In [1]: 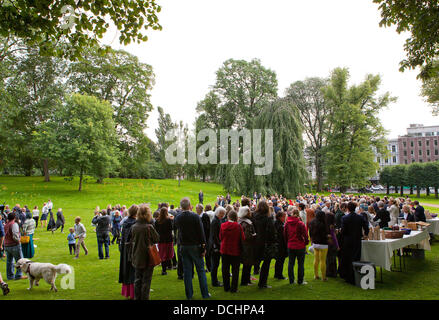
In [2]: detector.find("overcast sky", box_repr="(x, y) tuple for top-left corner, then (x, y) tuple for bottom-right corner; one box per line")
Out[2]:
(103, 0), (439, 142)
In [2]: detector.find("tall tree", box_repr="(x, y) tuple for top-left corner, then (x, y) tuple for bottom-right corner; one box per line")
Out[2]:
(285, 77), (330, 192)
(0, 0), (162, 60)
(424, 161), (439, 199)
(323, 68), (395, 192)
(34, 94), (119, 191)
(155, 106), (177, 178)
(390, 165), (407, 196)
(406, 163), (426, 198)
(421, 60), (439, 115)
(68, 46), (155, 179)
(373, 0), (439, 79)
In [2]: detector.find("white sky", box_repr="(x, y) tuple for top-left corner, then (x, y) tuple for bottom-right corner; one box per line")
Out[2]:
(103, 0), (439, 142)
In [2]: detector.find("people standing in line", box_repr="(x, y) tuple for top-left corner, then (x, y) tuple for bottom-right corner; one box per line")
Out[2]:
(130, 204), (160, 300)
(154, 207), (174, 276)
(339, 201), (369, 285)
(92, 210), (111, 259)
(253, 200), (277, 289)
(284, 208), (309, 285)
(119, 205), (138, 300)
(325, 208), (338, 278)
(219, 209), (244, 293)
(40, 203), (48, 228)
(174, 197), (210, 300)
(74, 216), (88, 258)
(52, 208), (65, 233)
(274, 210), (288, 280)
(238, 206), (257, 286)
(21, 212), (36, 259)
(4, 213), (27, 280)
(208, 206), (225, 287)
(32, 206), (39, 229)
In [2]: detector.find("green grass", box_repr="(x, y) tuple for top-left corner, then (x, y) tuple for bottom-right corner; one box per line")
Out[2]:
(0, 176), (439, 300)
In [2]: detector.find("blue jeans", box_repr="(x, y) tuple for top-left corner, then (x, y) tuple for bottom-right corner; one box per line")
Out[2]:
(97, 233), (110, 259)
(5, 245), (23, 280)
(288, 248), (305, 284)
(181, 245), (209, 299)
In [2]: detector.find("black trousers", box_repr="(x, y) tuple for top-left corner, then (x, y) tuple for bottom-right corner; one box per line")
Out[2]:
(205, 250), (211, 272)
(241, 264), (252, 285)
(68, 243), (76, 255)
(326, 245), (338, 278)
(274, 256), (286, 278)
(172, 247), (177, 267)
(258, 259), (271, 288)
(33, 217), (39, 228)
(134, 266), (154, 300)
(210, 251), (221, 285)
(221, 254), (240, 292)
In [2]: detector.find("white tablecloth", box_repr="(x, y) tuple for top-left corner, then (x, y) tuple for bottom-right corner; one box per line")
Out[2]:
(361, 230), (431, 271)
(427, 218), (439, 235)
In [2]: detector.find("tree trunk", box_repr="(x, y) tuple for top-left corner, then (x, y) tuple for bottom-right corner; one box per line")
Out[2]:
(59, 167), (63, 176)
(178, 175), (181, 187)
(79, 167), (84, 192)
(435, 187), (438, 199)
(386, 184), (390, 195)
(416, 186), (420, 198)
(400, 185), (404, 196)
(410, 186), (413, 195)
(202, 171), (206, 183)
(395, 186), (398, 194)
(426, 186), (430, 196)
(340, 186), (347, 193)
(43, 159), (50, 182)
(315, 156), (323, 192)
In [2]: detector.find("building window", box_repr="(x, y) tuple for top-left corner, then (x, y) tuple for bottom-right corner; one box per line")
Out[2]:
(404, 150), (407, 156)
(420, 159), (423, 163)
(405, 160), (408, 164)
(427, 140), (430, 147)
(426, 132), (431, 137)
(427, 149), (430, 156)
(419, 150), (422, 156)
(435, 149), (438, 156)
(393, 156), (396, 163)
(411, 141), (414, 147)
(411, 150), (414, 155)
(418, 141), (422, 147)
(392, 145), (396, 152)
(377, 157), (380, 163)
(435, 140), (438, 146)
(403, 141), (407, 147)
(385, 158), (388, 164)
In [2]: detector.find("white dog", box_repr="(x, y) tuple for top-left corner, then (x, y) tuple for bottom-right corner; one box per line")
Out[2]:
(15, 258), (72, 292)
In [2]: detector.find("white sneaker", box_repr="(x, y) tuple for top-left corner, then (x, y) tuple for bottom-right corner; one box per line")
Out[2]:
(298, 281), (308, 285)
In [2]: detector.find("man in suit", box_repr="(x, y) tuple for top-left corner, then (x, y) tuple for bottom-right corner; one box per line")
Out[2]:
(413, 201), (426, 222)
(196, 204), (211, 272)
(339, 201), (369, 285)
(198, 190), (204, 204)
(208, 206), (225, 287)
(174, 198), (210, 299)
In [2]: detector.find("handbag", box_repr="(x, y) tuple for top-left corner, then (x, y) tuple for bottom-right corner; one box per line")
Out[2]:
(20, 235), (30, 244)
(147, 226), (161, 267)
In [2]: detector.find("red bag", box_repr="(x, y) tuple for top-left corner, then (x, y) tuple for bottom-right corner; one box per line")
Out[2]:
(147, 226), (161, 267)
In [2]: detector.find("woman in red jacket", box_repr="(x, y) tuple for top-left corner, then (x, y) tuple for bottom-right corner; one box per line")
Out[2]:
(219, 210), (245, 293)
(284, 209), (309, 285)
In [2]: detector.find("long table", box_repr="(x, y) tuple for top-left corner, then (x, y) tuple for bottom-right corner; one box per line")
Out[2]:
(361, 230), (431, 271)
(427, 218), (439, 235)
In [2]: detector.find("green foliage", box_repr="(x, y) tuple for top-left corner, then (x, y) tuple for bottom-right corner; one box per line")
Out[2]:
(155, 106), (177, 178)
(34, 94), (119, 190)
(373, 0), (439, 79)
(421, 60), (439, 115)
(0, 0), (162, 60)
(285, 77), (329, 192)
(323, 68), (395, 191)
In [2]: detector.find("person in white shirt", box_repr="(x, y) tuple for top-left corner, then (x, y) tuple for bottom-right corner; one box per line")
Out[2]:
(32, 206), (40, 229)
(47, 200), (53, 214)
(40, 203), (48, 228)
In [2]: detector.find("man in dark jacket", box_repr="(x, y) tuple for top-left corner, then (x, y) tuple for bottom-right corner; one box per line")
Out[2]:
(413, 201), (426, 222)
(208, 207), (225, 287)
(373, 201), (390, 228)
(92, 210), (111, 259)
(174, 197), (210, 300)
(339, 202), (369, 285)
(197, 204), (211, 272)
(198, 190), (204, 204)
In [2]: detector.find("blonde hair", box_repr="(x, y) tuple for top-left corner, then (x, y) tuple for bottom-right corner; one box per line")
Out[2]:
(137, 204), (152, 222)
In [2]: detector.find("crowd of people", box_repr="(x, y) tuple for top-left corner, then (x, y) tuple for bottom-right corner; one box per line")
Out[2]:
(0, 192), (430, 298)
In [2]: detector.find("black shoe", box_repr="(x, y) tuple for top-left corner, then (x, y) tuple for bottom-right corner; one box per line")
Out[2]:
(258, 285), (272, 289)
(1, 282), (9, 296)
(178, 276), (183, 280)
(212, 282), (223, 287)
(161, 271), (168, 275)
(275, 276), (286, 280)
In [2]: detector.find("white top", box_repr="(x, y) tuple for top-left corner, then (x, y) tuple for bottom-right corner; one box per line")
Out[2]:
(47, 202), (53, 210)
(32, 209), (39, 217)
(42, 205), (48, 214)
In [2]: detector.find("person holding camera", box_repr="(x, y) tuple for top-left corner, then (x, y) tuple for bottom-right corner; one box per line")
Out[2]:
(92, 210), (111, 260)
(174, 197), (210, 300)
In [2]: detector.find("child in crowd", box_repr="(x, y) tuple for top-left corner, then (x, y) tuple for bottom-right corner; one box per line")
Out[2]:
(67, 227), (76, 255)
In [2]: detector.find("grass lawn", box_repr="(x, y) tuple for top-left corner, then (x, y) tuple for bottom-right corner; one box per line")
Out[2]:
(0, 176), (438, 300)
